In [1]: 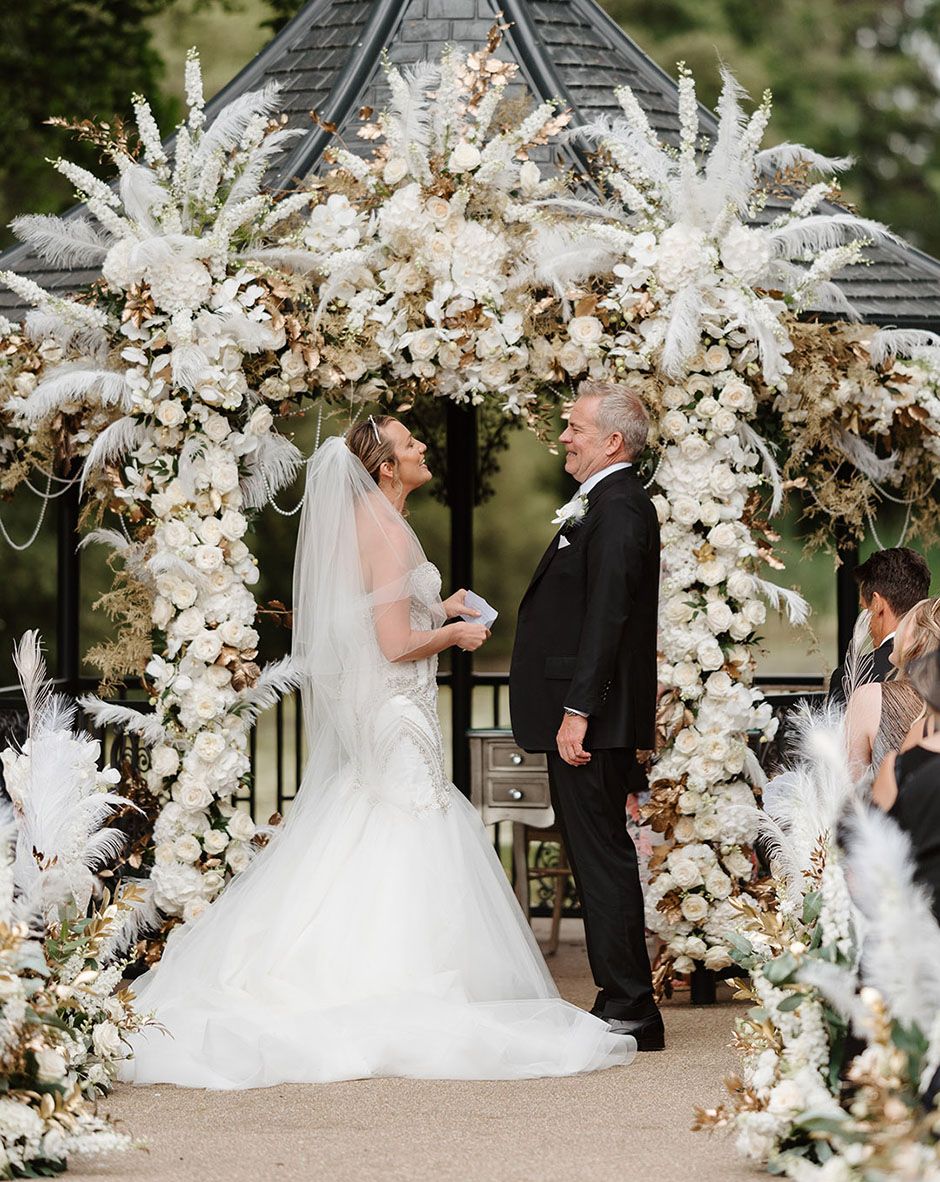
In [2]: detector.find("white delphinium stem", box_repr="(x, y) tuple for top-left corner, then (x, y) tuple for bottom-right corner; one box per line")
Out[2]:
(471, 76), (509, 143)
(185, 48), (206, 133)
(132, 95), (169, 178)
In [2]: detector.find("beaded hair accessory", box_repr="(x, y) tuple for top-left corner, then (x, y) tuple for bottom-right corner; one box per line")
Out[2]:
(367, 414), (381, 443)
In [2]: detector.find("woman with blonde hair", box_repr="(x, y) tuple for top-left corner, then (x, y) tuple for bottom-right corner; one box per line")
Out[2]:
(845, 595), (940, 778)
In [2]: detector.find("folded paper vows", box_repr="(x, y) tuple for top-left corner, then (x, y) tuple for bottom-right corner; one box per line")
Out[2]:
(459, 590), (498, 630)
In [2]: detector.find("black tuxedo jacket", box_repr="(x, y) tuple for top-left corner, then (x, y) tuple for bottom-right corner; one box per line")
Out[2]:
(509, 468), (660, 753)
(827, 635), (894, 708)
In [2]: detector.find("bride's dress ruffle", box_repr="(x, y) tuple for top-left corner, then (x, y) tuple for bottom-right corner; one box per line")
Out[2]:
(121, 560), (634, 1087)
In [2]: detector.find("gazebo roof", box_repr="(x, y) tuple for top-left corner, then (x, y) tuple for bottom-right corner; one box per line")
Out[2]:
(3, 0), (940, 327)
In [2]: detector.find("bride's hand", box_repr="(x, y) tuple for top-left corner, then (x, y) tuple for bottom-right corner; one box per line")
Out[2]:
(442, 589), (480, 619)
(449, 622), (490, 652)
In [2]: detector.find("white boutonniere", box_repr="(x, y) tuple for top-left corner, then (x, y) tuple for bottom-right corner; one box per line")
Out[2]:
(551, 491), (589, 529)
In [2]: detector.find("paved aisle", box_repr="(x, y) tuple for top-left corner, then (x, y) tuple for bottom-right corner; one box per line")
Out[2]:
(70, 927), (760, 1182)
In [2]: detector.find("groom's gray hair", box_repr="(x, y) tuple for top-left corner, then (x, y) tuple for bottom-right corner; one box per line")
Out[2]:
(577, 379), (649, 460)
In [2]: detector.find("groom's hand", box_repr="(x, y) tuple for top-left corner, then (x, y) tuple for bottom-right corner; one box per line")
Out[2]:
(556, 713), (591, 766)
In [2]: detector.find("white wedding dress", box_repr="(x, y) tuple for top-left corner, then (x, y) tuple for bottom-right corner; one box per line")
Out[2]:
(120, 439), (634, 1088)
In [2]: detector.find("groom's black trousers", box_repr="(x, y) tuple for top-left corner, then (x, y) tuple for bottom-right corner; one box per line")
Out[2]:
(547, 748), (656, 1021)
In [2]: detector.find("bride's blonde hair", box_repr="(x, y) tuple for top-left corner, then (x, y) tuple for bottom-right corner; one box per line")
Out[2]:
(346, 415), (397, 484)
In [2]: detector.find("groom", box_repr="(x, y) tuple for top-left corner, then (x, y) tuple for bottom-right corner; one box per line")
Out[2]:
(509, 379), (663, 1050)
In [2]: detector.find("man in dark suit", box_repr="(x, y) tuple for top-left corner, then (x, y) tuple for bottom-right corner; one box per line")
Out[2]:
(509, 379), (663, 1050)
(827, 547), (931, 707)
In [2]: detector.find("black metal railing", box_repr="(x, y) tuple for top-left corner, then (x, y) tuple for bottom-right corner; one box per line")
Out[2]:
(0, 670), (825, 820)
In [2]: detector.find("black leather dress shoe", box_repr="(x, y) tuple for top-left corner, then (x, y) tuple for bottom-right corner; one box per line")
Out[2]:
(604, 1012), (665, 1051)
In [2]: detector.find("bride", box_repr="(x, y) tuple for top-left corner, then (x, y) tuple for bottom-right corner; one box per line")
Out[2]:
(119, 416), (636, 1088)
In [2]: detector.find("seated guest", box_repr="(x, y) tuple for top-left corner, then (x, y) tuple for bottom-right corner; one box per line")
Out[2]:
(845, 596), (940, 778)
(872, 647), (940, 925)
(828, 547), (931, 708)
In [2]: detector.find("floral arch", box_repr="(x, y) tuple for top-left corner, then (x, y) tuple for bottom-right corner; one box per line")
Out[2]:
(1, 38), (940, 981)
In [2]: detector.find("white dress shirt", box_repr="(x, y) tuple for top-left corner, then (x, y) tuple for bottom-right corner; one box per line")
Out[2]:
(562, 462), (632, 719)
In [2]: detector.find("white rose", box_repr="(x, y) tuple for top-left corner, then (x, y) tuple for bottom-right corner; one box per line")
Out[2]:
(696, 639), (724, 671)
(699, 500), (721, 527)
(190, 631), (223, 663)
(703, 734), (729, 762)
(707, 523), (737, 551)
(448, 141), (482, 172)
(193, 731), (226, 762)
(679, 434), (709, 462)
(674, 816), (697, 843)
(672, 661), (700, 692)
(178, 781), (214, 811)
(425, 196), (451, 223)
(670, 495), (700, 526)
(670, 858), (703, 889)
(742, 599), (767, 626)
(703, 345), (730, 373)
(382, 157), (408, 185)
(660, 410), (689, 440)
(674, 728), (700, 756)
(153, 841), (177, 865)
(713, 408), (737, 435)
(677, 789), (703, 814)
(663, 595), (693, 625)
(210, 459), (240, 494)
(203, 828), (229, 854)
(557, 341), (587, 374)
(203, 412), (231, 442)
(699, 559), (727, 587)
(156, 399), (186, 428)
(685, 935), (708, 959)
(169, 579), (198, 609)
(704, 944), (732, 971)
(91, 1021), (123, 1059)
(198, 517), (224, 546)
(673, 955), (695, 974)
(35, 1048), (68, 1082)
(567, 316), (603, 347)
(247, 405), (273, 436)
(162, 520), (192, 550)
(182, 898), (209, 923)
(228, 810), (256, 841)
(705, 867), (732, 899)
(726, 570), (756, 600)
(705, 601), (733, 633)
(719, 379), (755, 413)
(226, 842), (252, 873)
(705, 671), (733, 699)
(662, 385), (687, 409)
(723, 849), (753, 879)
(696, 396), (720, 419)
(174, 607), (205, 640)
(709, 464), (738, 498)
(680, 894), (709, 923)
(174, 834), (202, 862)
(151, 744), (180, 778)
(407, 329), (439, 362)
(218, 619), (246, 647)
(696, 814), (722, 841)
(193, 544), (224, 572)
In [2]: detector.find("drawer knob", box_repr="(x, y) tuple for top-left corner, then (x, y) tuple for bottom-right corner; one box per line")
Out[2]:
(508, 787), (524, 801)
(511, 753), (524, 765)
